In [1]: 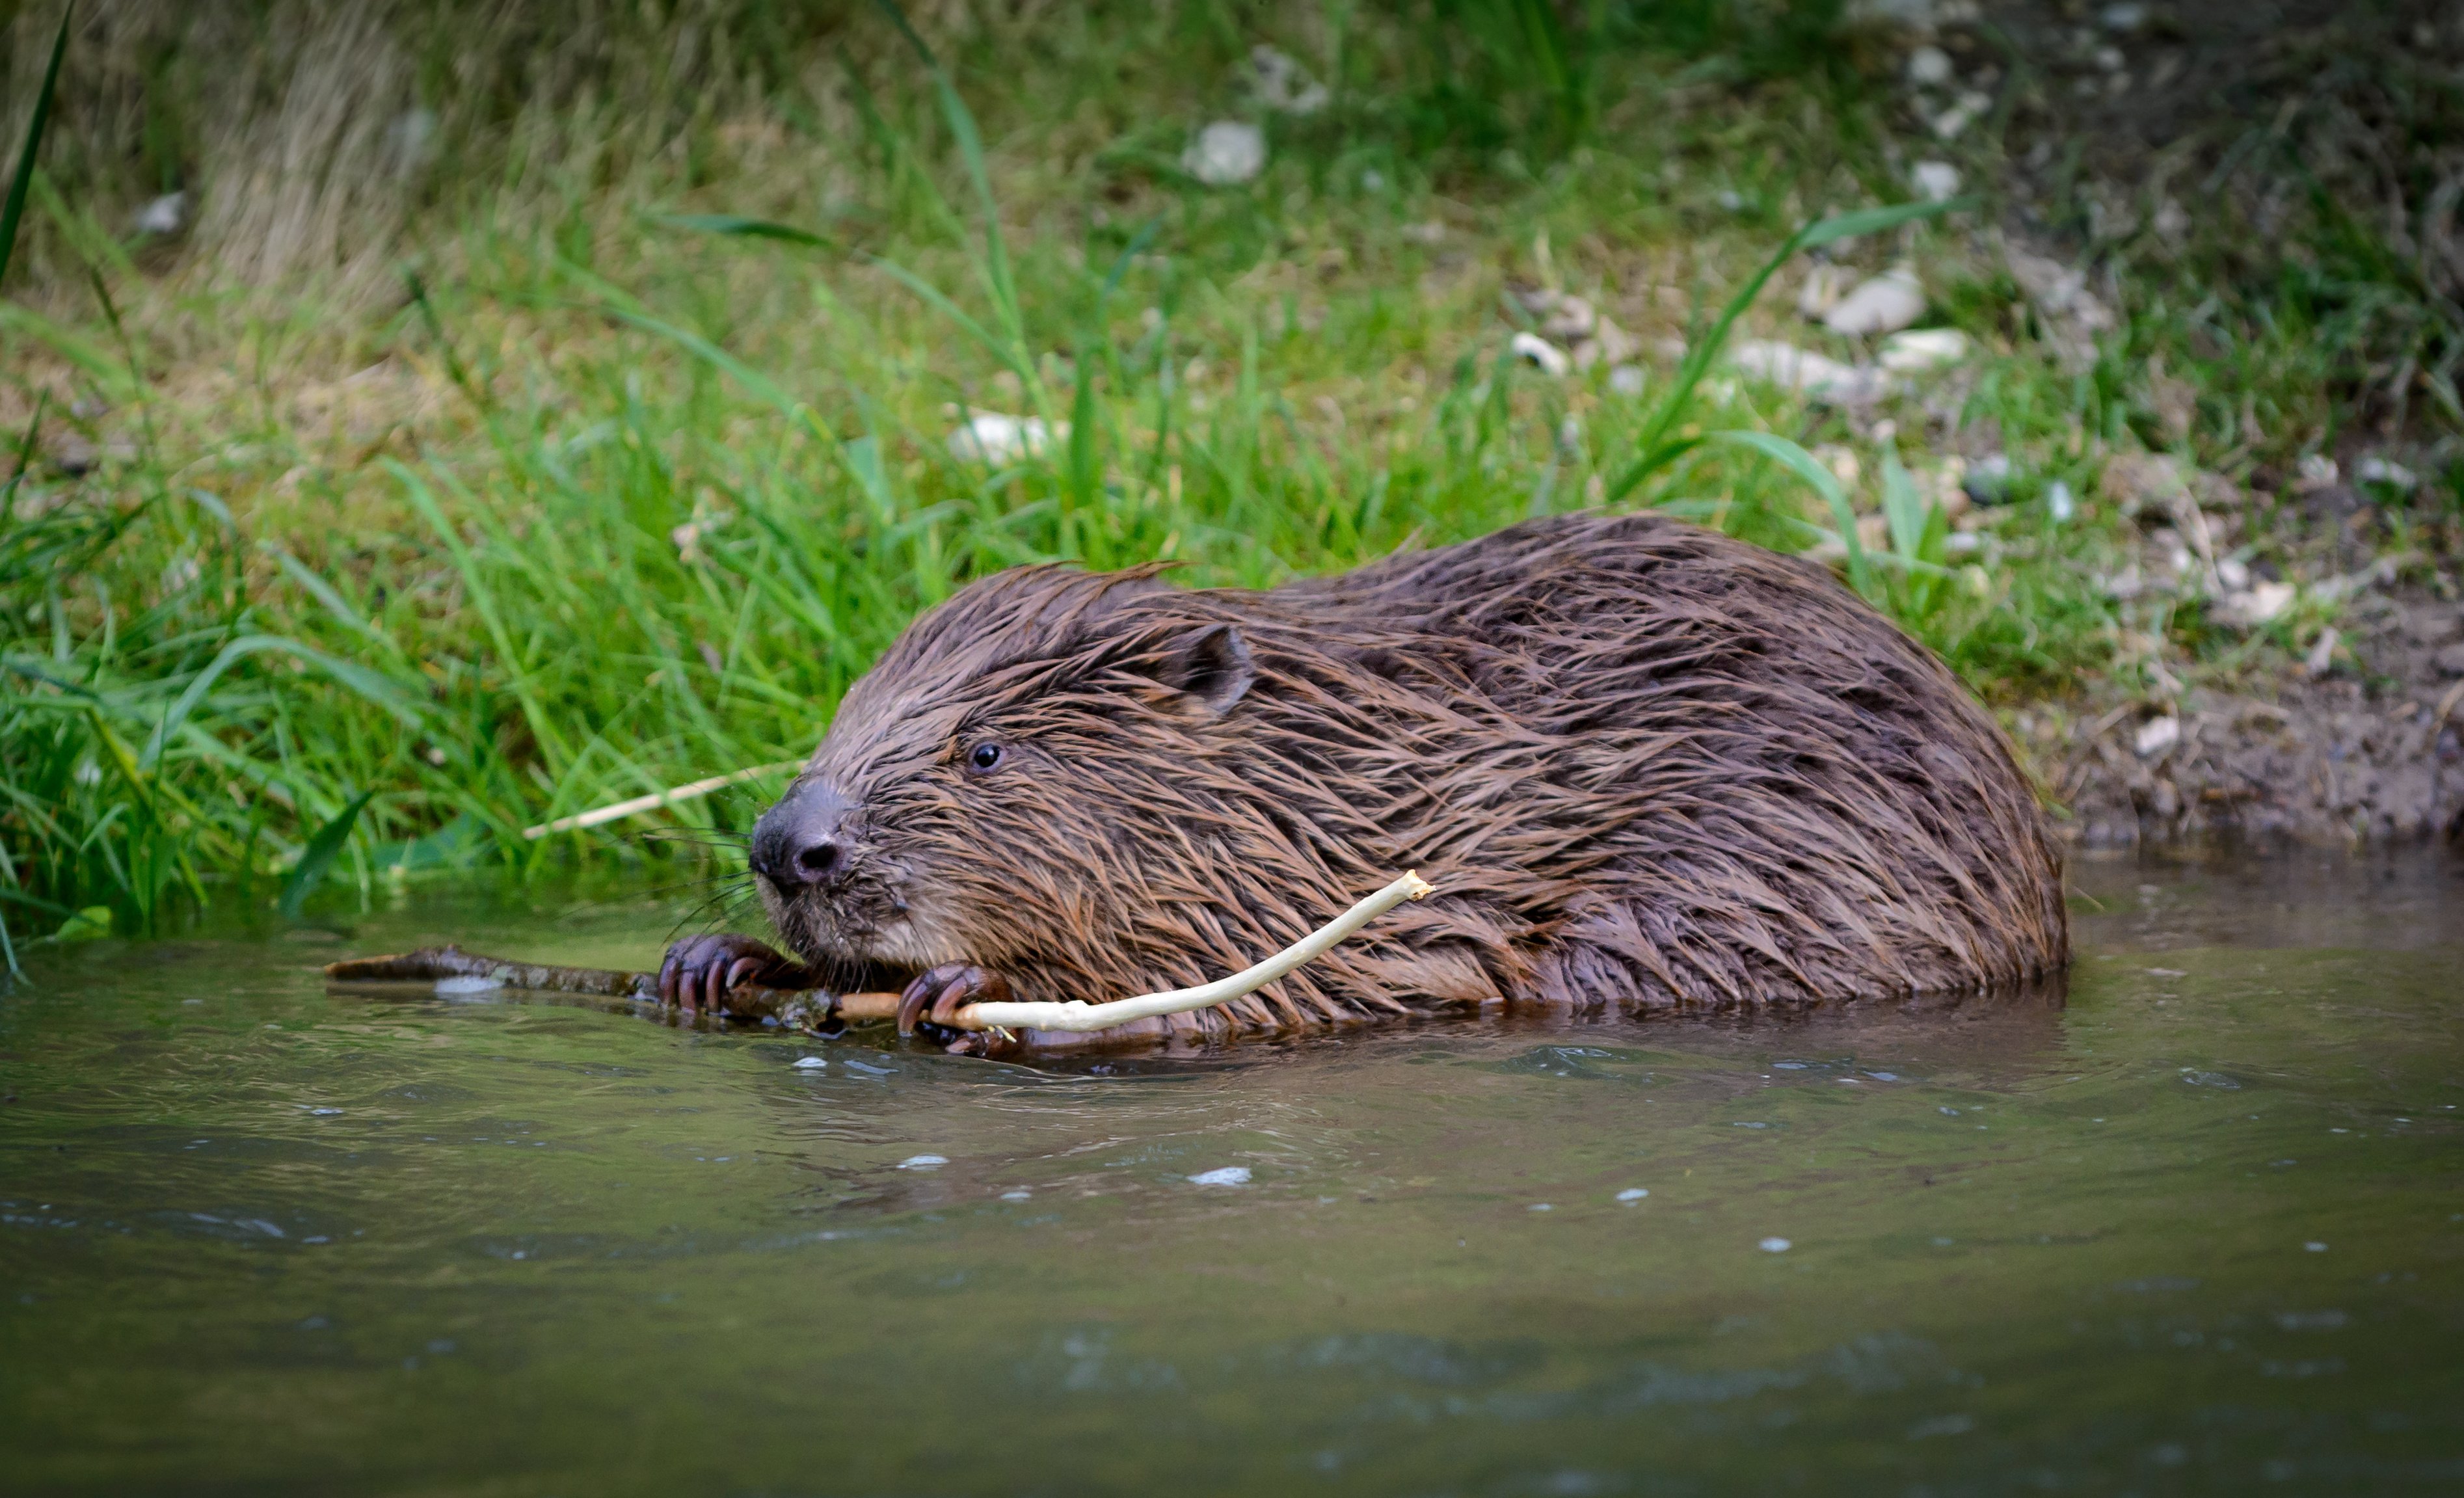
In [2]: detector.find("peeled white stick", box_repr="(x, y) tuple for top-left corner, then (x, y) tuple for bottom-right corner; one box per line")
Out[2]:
(523, 762), (801, 840)
(956, 870), (1436, 1034)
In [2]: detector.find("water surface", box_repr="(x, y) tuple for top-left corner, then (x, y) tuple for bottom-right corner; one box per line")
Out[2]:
(3, 853), (2460, 1494)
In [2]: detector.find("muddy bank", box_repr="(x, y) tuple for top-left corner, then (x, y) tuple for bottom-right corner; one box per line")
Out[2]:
(2024, 591), (2464, 846)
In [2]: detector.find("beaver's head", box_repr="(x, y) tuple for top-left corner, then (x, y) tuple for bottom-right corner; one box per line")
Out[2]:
(747, 565), (1262, 989)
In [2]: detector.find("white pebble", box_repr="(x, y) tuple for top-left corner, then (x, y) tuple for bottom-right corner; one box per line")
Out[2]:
(946, 412), (1059, 465)
(1000, 1189), (1032, 1201)
(1878, 327), (1970, 373)
(793, 1056), (827, 1069)
(1906, 46), (1953, 87)
(1607, 364), (1647, 397)
(132, 191), (186, 235)
(1728, 340), (1881, 403)
(896, 1154), (948, 1170)
(1911, 160), (1964, 203)
(1183, 120), (1266, 186)
(1509, 331), (1571, 378)
(1760, 1237), (1793, 1253)
(2046, 480), (2076, 522)
(1616, 1188), (1650, 1203)
(1188, 1166), (1252, 1186)
(1823, 269), (1927, 338)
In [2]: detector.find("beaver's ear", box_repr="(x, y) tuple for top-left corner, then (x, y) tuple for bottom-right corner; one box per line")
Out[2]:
(1139, 624), (1255, 716)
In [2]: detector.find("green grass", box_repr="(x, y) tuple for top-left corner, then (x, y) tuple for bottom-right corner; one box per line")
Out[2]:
(1, 1), (2456, 950)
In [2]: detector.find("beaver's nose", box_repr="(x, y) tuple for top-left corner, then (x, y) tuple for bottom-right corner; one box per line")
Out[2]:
(751, 779), (854, 896)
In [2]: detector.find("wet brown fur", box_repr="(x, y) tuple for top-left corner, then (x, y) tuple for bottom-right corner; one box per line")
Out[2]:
(764, 514), (2067, 1040)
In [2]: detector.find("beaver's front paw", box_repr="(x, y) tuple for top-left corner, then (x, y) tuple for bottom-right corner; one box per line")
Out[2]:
(659, 933), (808, 1015)
(895, 963), (1012, 1043)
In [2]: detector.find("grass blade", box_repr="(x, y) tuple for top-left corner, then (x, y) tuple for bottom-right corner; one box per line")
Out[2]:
(0, 1), (72, 291)
(1707, 430), (1873, 595)
(279, 790), (375, 920)
(650, 213), (836, 248)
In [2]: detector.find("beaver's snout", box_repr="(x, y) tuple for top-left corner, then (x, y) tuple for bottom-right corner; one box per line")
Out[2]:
(750, 779), (857, 898)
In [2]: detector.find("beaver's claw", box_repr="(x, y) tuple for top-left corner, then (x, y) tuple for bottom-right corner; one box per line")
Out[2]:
(896, 963), (1011, 1045)
(658, 933), (808, 1016)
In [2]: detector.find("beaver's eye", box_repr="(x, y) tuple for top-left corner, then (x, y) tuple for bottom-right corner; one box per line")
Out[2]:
(966, 741), (1005, 772)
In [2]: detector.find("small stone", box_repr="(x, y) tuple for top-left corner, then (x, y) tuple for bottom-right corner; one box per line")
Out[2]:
(2434, 643), (2464, 678)
(1728, 340), (1881, 403)
(1183, 120), (1266, 186)
(2100, 2), (2147, 31)
(1539, 295), (1597, 341)
(1931, 92), (1992, 140)
(2355, 456), (2418, 490)
(434, 975), (503, 995)
(1906, 46), (1953, 87)
(1823, 268), (1926, 337)
(1962, 453), (2013, 505)
(2133, 716), (2180, 758)
(1248, 46), (1328, 115)
(1910, 160), (1963, 202)
(1570, 320), (1639, 372)
(2046, 480), (2076, 522)
(1188, 1166), (1252, 1186)
(1616, 1188), (1650, 1202)
(2294, 453), (2340, 492)
(947, 412), (1060, 464)
(2214, 581), (2296, 629)
(1607, 364), (1647, 397)
(1759, 1237), (1792, 1253)
(2302, 626), (2341, 678)
(1796, 263), (1856, 319)
(1509, 331), (1571, 378)
(1878, 327), (1969, 373)
(132, 191), (186, 235)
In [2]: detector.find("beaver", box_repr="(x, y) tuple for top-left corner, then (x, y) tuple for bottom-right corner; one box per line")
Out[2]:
(660, 513), (2067, 1047)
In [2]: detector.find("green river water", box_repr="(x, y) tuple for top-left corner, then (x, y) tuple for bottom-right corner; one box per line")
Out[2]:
(3, 852), (2459, 1495)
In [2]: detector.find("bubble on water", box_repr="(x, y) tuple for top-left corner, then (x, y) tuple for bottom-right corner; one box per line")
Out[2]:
(897, 1155), (948, 1170)
(1188, 1167), (1251, 1187)
(792, 1056), (827, 1070)
(1616, 1188), (1650, 1203)
(1760, 1237), (1792, 1253)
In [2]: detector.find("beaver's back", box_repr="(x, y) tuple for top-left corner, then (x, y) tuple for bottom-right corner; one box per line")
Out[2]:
(1257, 513), (2067, 1010)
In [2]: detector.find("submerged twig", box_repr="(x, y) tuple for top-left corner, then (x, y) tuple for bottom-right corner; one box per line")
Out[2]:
(325, 870), (1436, 1039)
